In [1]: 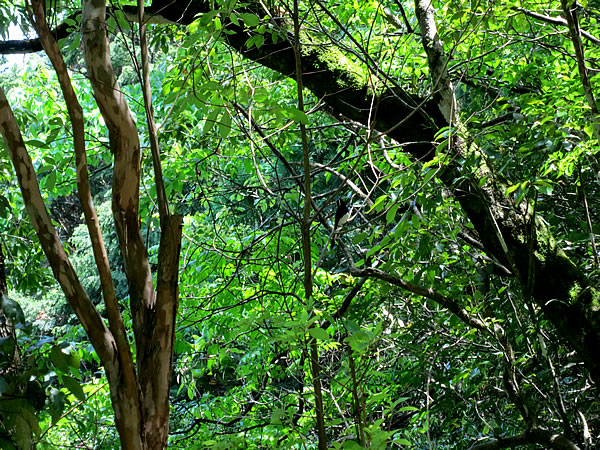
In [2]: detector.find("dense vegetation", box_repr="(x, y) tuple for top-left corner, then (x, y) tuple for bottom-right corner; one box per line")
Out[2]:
(0, 0), (599, 448)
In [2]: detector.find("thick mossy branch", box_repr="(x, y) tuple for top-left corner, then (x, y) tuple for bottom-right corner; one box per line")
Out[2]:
(123, 1), (445, 158)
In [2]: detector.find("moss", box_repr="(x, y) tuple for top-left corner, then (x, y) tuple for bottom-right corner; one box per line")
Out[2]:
(589, 288), (600, 312)
(317, 46), (367, 90)
(569, 283), (583, 304)
(301, 35), (368, 92)
(535, 216), (556, 249)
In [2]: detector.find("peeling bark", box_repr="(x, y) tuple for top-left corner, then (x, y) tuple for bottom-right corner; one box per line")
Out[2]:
(139, 214), (182, 445)
(79, 1), (183, 446)
(0, 87), (115, 365)
(27, 1), (143, 446)
(0, 1), (184, 447)
(81, 0), (155, 350)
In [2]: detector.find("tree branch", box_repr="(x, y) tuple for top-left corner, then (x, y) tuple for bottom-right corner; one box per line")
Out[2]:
(0, 87), (115, 364)
(27, 0), (132, 369)
(81, 0), (154, 349)
(351, 267), (488, 332)
(514, 6), (600, 46)
(468, 426), (580, 450)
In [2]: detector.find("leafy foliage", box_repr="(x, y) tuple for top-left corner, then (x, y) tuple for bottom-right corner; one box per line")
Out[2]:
(0, 0), (599, 448)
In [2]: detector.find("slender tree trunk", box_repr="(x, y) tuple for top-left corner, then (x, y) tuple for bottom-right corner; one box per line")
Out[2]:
(291, 0), (327, 445)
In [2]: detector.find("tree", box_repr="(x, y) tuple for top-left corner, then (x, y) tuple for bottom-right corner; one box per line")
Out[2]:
(1, 0), (181, 447)
(0, 0), (599, 448)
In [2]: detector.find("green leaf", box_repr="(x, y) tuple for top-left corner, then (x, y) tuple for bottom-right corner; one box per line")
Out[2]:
(14, 414), (33, 450)
(240, 13), (260, 27)
(218, 112), (232, 138)
(279, 106), (309, 124)
(422, 168), (437, 185)
(229, 13), (240, 27)
(50, 346), (70, 372)
(254, 34), (265, 48)
(270, 407), (284, 425)
(394, 219), (408, 238)
(45, 170), (56, 191)
(370, 194), (387, 213)
(535, 181), (554, 195)
(49, 388), (65, 423)
(308, 327), (329, 340)
(63, 376), (85, 402)
(245, 35), (258, 48)
(411, 213), (420, 230)
(25, 139), (47, 148)
(1, 294), (25, 326)
(397, 405), (419, 412)
(386, 203), (399, 223)
(198, 10), (219, 26)
(50, 345), (80, 373)
(203, 109), (220, 134)
(352, 232), (368, 244)
(346, 330), (370, 351)
(514, 186), (529, 206)
(505, 184), (519, 195)
(0, 376), (8, 395)
(343, 319), (360, 334)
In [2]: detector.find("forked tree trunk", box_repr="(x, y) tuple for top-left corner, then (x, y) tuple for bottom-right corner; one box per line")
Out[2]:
(0, 1), (182, 447)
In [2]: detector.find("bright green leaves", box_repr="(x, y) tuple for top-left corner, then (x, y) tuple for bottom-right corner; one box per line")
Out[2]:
(245, 33), (265, 49)
(50, 344), (80, 374)
(217, 110), (232, 138)
(343, 319), (378, 352)
(0, 315), (89, 447)
(272, 106), (309, 124)
(191, 1), (269, 49)
(62, 375), (85, 402)
(238, 13), (260, 27)
(386, 202), (400, 223)
(308, 326), (329, 340)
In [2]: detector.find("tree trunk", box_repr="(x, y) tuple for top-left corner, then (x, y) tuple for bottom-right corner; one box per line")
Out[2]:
(0, 1), (183, 447)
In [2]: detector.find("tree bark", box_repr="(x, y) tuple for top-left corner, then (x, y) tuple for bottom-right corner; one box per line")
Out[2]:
(0, 85), (142, 443)
(27, 1), (144, 446)
(0, 1), (183, 447)
(413, 0), (600, 384)
(80, 0), (182, 447)
(80, 1), (183, 446)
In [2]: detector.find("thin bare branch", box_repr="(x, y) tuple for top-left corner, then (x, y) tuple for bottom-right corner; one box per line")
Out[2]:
(514, 6), (600, 46)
